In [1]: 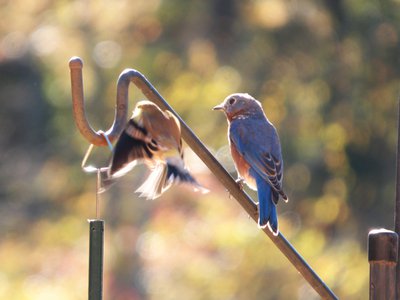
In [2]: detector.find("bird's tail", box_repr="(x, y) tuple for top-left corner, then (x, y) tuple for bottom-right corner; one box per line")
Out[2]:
(165, 157), (209, 194)
(135, 162), (169, 200)
(257, 178), (279, 235)
(266, 205), (278, 236)
(135, 157), (208, 200)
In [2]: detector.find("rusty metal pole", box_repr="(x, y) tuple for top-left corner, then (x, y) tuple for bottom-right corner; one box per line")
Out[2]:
(368, 229), (398, 300)
(69, 57), (338, 300)
(69, 57), (128, 146)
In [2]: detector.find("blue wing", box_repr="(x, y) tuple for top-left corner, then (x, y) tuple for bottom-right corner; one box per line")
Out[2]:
(230, 119), (287, 203)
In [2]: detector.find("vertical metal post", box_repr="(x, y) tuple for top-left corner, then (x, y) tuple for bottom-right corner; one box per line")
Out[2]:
(395, 97), (400, 299)
(368, 229), (398, 300)
(89, 219), (104, 300)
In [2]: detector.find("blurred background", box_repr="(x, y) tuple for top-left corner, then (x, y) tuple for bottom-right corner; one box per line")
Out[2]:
(1, 0), (399, 299)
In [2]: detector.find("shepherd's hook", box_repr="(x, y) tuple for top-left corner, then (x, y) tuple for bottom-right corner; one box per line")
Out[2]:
(69, 56), (338, 300)
(69, 56), (128, 145)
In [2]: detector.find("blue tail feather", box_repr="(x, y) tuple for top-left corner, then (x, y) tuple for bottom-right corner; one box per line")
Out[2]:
(258, 183), (272, 228)
(254, 172), (279, 235)
(268, 204), (278, 235)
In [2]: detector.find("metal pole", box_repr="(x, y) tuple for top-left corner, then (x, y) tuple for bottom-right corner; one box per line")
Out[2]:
(70, 57), (338, 300)
(368, 229), (398, 300)
(395, 97), (400, 298)
(88, 219), (104, 300)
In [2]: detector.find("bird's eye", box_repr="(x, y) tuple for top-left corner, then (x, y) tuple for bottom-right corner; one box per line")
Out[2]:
(229, 97), (236, 105)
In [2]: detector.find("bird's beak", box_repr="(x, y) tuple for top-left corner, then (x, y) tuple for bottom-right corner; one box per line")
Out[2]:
(212, 103), (225, 111)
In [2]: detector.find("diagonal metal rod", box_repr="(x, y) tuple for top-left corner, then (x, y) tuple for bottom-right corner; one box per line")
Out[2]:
(70, 57), (338, 300)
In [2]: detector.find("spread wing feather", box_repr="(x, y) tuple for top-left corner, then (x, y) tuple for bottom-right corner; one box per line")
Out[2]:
(109, 119), (158, 178)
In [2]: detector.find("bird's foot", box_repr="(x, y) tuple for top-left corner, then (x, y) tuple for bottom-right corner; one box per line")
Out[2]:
(227, 178), (245, 200)
(235, 177), (245, 190)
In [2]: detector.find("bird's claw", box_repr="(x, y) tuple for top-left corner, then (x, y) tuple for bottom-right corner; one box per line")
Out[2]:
(227, 178), (245, 199)
(235, 177), (245, 190)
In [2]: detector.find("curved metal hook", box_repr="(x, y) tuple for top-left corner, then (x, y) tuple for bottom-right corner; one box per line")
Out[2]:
(69, 56), (128, 146)
(69, 56), (181, 146)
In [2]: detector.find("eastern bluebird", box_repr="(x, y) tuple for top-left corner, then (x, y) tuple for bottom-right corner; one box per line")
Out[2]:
(107, 100), (207, 199)
(213, 93), (288, 235)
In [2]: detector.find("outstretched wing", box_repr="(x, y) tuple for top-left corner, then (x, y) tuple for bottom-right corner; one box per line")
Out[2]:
(108, 119), (158, 178)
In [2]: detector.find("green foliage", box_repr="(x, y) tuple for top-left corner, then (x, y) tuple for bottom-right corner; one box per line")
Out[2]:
(1, 0), (399, 299)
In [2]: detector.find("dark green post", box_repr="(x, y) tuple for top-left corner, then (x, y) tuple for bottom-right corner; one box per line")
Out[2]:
(89, 219), (104, 300)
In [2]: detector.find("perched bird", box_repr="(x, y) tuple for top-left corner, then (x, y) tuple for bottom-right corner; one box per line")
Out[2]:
(213, 93), (288, 235)
(107, 100), (207, 199)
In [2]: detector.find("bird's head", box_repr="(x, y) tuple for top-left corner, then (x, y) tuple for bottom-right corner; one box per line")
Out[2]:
(132, 100), (163, 119)
(213, 93), (263, 121)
